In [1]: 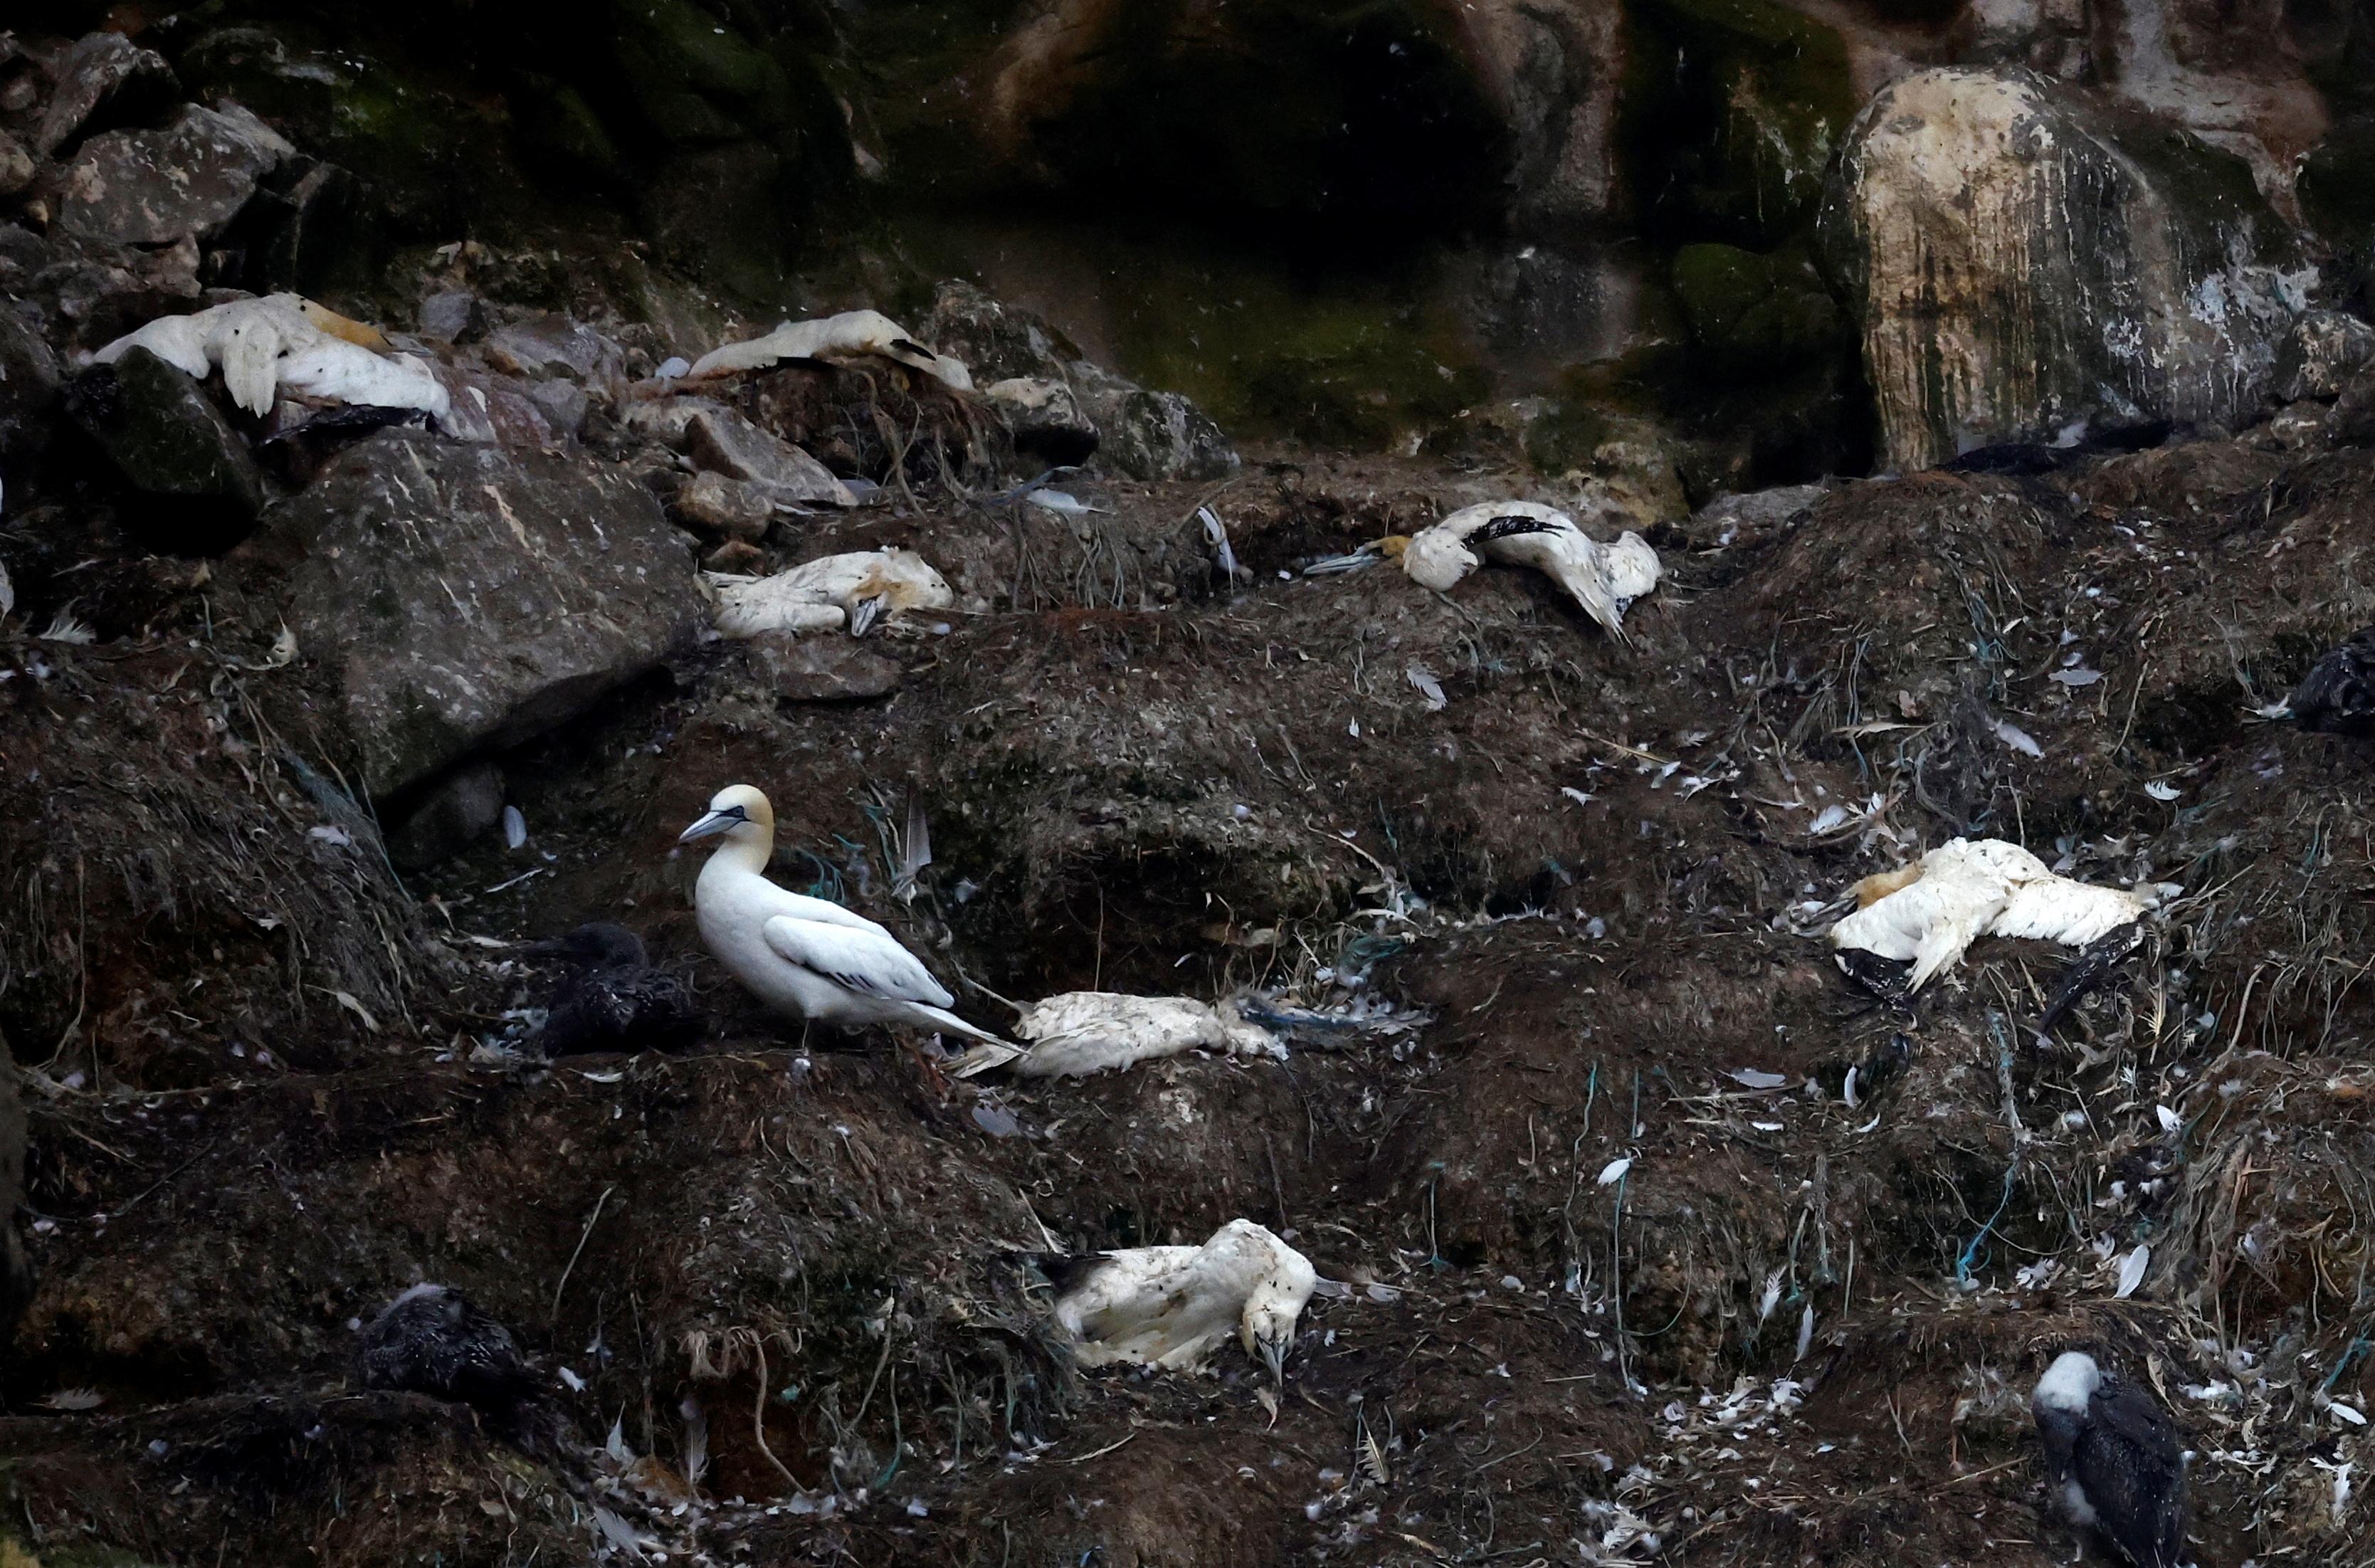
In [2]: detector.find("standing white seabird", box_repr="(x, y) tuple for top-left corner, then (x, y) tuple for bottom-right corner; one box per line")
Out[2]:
(1387, 500), (1662, 642)
(1828, 838), (2164, 993)
(1028, 1219), (1317, 1382)
(2032, 1350), (2188, 1568)
(678, 784), (1009, 1048)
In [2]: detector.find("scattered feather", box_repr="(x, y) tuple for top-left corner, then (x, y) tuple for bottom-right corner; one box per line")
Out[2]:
(1728, 1068), (1788, 1089)
(2333, 1401), (2369, 1427)
(2115, 1243), (2150, 1298)
(502, 804), (527, 849)
(1406, 663), (1447, 712)
(1794, 1303), (1814, 1362)
(2144, 780), (2181, 801)
(1561, 786), (1595, 806)
(1993, 720), (2043, 758)
(307, 824), (353, 847)
(40, 1388), (104, 1411)
(38, 611), (95, 645)
(2049, 668), (2104, 687)
(2155, 1104), (2181, 1132)
(328, 989), (379, 1033)
(1596, 1156), (1633, 1186)
(1757, 1271), (1782, 1324)
(1807, 804), (1848, 835)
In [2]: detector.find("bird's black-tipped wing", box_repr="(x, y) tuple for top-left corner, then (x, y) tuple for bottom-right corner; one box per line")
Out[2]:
(2290, 627), (2375, 737)
(2036, 921), (2146, 1042)
(1013, 1251), (1111, 1296)
(1469, 514), (1565, 544)
(2075, 1376), (2188, 1568)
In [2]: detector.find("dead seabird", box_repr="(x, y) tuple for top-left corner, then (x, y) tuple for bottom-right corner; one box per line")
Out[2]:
(1385, 500), (1661, 641)
(1026, 1219), (1317, 1382)
(95, 294), (449, 421)
(705, 548), (954, 638)
(525, 922), (700, 1056)
(2033, 1349), (2189, 1568)
(687, 309), (973, 391)
(2282, 623), (2375, 737)
(678, 785), (1011, 1051)
(957, 991), (1285, 1080)
(1828, 838), (2164, 994)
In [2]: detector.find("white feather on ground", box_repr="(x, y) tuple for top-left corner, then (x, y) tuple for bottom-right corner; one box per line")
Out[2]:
(1044, 1219), (1317, 1378)
(993, 992), (1284, 1080)
(95, 295), (448, 419)
(688, 309), (973, 391)
(705, 549), (954, 638)
(1828, 837), (2161, 991)
(1394, 500), (1661, 641)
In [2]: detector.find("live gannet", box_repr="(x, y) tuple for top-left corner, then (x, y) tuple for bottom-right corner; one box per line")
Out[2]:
(705, 548), (955, 638)
(1027, 1219), (1317, 1382)
(2033, 1350), (2189, 1568)
(985, 991), (1285, 1080)
(1828, 838), (2163, 993)
(525, 923), (700, 1056)
(1384, 501), (1661, 641)
(678, 785), (1009, 1048)
(688, 309), (974, 391)
(95, 294), (449, 420)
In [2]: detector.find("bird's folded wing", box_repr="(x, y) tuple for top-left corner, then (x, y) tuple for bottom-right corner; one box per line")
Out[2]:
(760, 915), (954, 1008)
(1989, 880), (2145, 946)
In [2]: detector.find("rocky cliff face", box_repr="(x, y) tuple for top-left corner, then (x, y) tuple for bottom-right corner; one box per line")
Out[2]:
(6, 6), (2375, 1568)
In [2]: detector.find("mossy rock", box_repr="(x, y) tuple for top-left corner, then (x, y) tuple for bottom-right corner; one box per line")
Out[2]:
(1670, 241), (1843, 365)
(610, 0), (799, 146)
(1623, 0), (1859, 248)
(177, 26), (507, 241)
(1014, 0), (1507, 233)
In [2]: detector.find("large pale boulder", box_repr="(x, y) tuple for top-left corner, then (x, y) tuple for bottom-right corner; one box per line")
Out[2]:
(1822, 68), (2306, 470)
(241, 432), (702, 796)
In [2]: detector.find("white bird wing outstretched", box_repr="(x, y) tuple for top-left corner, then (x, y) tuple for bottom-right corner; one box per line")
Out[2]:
(760, 915), (956, 1009)
(1991, 878), (2152, 947)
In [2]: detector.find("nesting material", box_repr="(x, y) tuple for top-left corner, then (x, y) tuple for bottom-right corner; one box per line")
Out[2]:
(1032, 1219), (1317, 1379)
(705, 549), (954, 638)
(985, 991), (1285, 1080)
(1828, 837), (2162, 991)
(1392, 500), (1661, 641)
(97, 294), (448, 419)
(688, 309), (973, 391)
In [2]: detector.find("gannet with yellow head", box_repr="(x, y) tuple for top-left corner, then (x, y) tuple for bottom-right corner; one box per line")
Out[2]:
(1026, 1219), (1317, 1384)
(705, 548), (955, 638)
(1380, 500), (1662, 642)
(678, 785), (1009, 1046)
(96, 295), (448, 420)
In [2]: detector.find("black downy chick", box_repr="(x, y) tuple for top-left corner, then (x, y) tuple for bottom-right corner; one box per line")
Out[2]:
(359, 1283), (540, 1411)
(2286, 625), (2375, 738)
(527, 923), (700, 1056)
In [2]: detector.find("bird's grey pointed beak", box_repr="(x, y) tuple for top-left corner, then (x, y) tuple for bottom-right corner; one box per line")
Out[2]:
(678, 810), (735, 843)
(1260, 1339), (1285, 1385)
(848, 594), (886, 638)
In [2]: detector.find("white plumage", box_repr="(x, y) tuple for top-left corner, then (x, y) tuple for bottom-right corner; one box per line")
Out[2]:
(688, 309), (974, 391)
(705, 549), (954, 638)
(1394, 500), (1662, 641)
(1040, 1219), (1317, 1381)
(998, 991), (1283, 1080)
(678, 785), (1007, 1046)
(1828, 838), (2160, 992)
(95, 295), (449, 420)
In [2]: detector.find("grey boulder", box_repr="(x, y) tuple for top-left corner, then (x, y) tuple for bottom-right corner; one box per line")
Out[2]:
(251, 431), (702, 796)
(56, 103), (294, 248)
(65, 345), (268, 544)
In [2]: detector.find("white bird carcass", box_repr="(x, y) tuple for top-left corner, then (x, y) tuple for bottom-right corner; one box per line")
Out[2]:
(688, 309), (974, 391)
(1033, 1219), (1317, 1382)
(1828, 838), (2161, 992)
(95, 294), (449, 420)
(1393, 500), (1661, 641)
(678, 785), (1011, 1048)
(977, 992), (1284, 1080)
(705, 549), (954, 638)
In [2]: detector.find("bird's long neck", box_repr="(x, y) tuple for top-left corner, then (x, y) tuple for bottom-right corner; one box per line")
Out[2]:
(707, 824), (774, 877)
